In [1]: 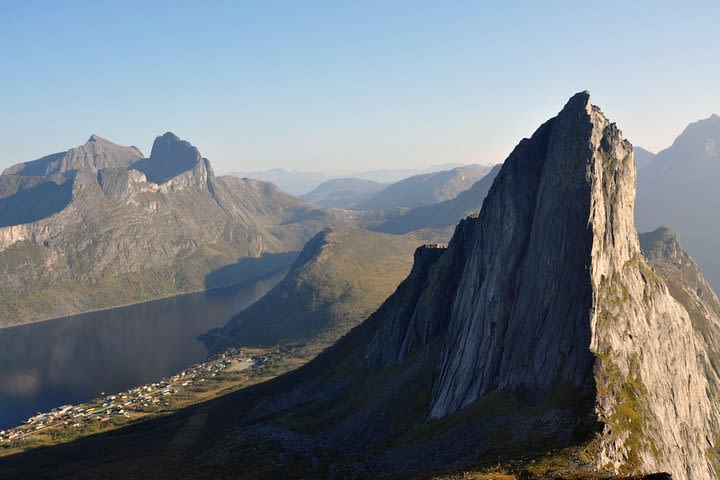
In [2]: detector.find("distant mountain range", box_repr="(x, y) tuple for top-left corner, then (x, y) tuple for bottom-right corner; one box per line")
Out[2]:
(0, 133), (376, 326)
(228, 162), (485, 196)
(356, 164), (491, 210)
(633, 146), (656, 170)
(224, 168), (326, 196)
(373, 164), (501, 234)
(635, 113), (720, 291)
(299, 164), (492, 210)
(299, 178), (389, 208)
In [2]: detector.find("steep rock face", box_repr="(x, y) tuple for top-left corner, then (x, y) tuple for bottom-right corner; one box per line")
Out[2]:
(131, 132), (214, 188)
(640, 227), (720, 405)
(364, 92), (719, 478)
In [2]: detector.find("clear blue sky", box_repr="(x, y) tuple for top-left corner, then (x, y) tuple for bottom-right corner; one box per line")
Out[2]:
(2, 0), (719, 174)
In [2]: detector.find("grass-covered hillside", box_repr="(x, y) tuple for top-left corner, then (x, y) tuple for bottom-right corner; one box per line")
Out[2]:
(202, 227), (423, 353)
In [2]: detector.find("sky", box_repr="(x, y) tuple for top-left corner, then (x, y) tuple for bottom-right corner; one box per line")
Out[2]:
(1, 0), (719, 175)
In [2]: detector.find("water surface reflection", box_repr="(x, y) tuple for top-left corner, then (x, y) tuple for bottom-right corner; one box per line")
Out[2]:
(0, 272), (284, 429)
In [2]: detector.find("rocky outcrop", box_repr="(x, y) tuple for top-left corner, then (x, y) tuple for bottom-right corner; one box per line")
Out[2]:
(397, 92), (717, 479)
(640, 227), (720, 407)
(131, 132), (215, 188)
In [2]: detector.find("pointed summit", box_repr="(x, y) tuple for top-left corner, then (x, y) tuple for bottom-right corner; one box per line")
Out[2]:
(3, 135), (142, 176)
(132, 132), (210, 185)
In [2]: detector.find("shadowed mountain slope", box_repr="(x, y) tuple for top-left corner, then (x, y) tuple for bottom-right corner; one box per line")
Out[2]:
(358, 164), (492, 210)
(373, 164), (501, 234)
(636, 113), (720, 291)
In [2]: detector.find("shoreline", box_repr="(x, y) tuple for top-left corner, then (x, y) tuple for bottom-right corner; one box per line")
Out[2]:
(0, 348), (264, 447)
(0, 342), (311, 457)
(0, 266), (290, 331)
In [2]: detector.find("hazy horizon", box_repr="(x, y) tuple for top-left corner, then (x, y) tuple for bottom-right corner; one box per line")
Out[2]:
(2, 1), (719, 174)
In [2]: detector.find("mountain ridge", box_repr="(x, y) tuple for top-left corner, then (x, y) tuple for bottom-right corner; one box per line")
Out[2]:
(0, 133), (369, 326)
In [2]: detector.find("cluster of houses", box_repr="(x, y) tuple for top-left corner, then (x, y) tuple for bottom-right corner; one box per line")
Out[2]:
(0, 350), (262, 444)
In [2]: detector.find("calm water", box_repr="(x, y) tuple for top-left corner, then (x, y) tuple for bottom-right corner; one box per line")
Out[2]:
(0, 272), (284, 430)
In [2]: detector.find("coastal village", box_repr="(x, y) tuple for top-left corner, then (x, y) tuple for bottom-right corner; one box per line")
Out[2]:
(0, 348), (271, 447)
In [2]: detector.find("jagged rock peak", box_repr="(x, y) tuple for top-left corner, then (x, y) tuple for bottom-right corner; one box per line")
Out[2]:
(149, 132), (201, 160)
(360, 91), (716, 479)
(427, 89), (637, 418)
(131, 132), (214, 186)
(86, 133), (107, 143)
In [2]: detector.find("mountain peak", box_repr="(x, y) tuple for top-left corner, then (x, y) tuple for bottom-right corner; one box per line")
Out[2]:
(563, 90), (591, 109)
(639, 226), (684, 263)
(356, 92), (716, 478)
(132, 133), (212, 186)
(156, 131), (181, 142)
(85, 134), (117, 145)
